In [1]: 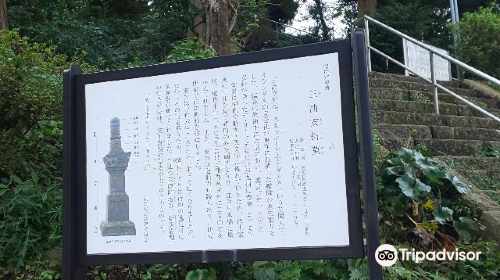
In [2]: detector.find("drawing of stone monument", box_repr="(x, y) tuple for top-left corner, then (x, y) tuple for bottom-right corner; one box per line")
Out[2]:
(100, 117), (136, 236)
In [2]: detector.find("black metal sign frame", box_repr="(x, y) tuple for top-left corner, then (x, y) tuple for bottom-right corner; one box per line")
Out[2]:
(63, 36), (380, 279)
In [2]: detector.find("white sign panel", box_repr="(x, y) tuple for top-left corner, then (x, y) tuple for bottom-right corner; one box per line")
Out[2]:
(85, 53), (350, 255)
(403, 39), (451, 81)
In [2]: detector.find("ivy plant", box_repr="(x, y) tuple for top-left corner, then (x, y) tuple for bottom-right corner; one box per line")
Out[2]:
(379, 148), (479, 247)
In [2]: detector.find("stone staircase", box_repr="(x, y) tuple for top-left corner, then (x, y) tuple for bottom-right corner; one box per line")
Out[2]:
(369, 72), (500, 206)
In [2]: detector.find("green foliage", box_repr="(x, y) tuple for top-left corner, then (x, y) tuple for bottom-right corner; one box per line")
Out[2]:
(372, 129), (390, 169)
(8, 0), (190, 68)
(409, 91), (431, 103)
(166, 37), (215, 63)
(478, 147), (500, 158)
(380, 148), (480, 246)
(185, 268), (216, 280)
(0, 30), (72, 179)
(7, 258), (62, 280)
(87, 264), (191, 280)
(453, 4), (500, 79)
(234, 260), (355, 280)
(369, 0), (452, 74)
(0, 175), (62, 269)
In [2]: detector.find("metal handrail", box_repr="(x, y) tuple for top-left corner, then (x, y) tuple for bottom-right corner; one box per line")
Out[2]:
(353, 15), (500, 123)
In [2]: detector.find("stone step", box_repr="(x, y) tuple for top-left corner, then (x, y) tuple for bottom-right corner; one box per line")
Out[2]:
(460, 172), (500, 198)
(430, 126), (500, 141)
(455, 169), (500, 182)
(369, 78), (482, 97)
(374, 111), (500, 130)
(414, 139), (500, 157)
(375, 124), (432, 139)
(370, 88), (499, 109)
(381, 138), (500, 156)
(375, 124), (500, 141)
(482, 190), (500, 204)
(437, 156), (500, 171)
(369, 71), (466, 88)
(371, 99), (500, 118)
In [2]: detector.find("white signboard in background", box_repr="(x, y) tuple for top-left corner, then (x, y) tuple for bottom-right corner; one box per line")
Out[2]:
(85, 53), (351, 255)
(403, 39), (452, 81)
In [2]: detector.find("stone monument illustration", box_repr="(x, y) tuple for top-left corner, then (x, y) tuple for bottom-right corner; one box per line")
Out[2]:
(100, 117), (136, 236)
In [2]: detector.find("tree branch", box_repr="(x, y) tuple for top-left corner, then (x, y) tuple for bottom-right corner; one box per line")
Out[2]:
(228, 0), (238, 34)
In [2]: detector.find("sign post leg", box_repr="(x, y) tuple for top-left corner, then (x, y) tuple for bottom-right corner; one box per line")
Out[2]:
(63, 64), (87, 280)
(352, 28), (384, 280)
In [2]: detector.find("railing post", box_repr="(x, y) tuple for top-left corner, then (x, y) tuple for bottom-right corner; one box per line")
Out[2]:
(429, 51), (440, 114)
(364, 17), (372, 72)
(63, 64), (87, 280)
(353, 28), (384, 280)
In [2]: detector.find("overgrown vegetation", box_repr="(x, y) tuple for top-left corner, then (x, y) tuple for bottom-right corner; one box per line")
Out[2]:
(0, 176), (63, 269)
(0, 30), (70, 179)
(453, 3), (500, 79)
(380, 148), (478, 246)
(443, 148), (500, 205)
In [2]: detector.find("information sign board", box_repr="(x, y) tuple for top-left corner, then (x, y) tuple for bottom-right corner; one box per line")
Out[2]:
(403, 39), (451, 81)
(64, 39), (366, 271)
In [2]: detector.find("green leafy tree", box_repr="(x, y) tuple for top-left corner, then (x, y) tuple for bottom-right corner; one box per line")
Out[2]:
(453, 4), (500, 78)
(7, 0), (190, 68)
(458, 0), (500, 16)
(189, 0), (298, 54)
(0, 30), (85, 178)
(368, 0), (452, 73)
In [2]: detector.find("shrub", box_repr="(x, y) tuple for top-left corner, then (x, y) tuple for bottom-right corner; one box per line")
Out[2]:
(0, 175), (62, 269)
(166, 37), (215, 63)
(0, 30), (93, 180)
(0, 30), (67, 179)
(454, 4), (500, 78)
(379, 148), (480, 248)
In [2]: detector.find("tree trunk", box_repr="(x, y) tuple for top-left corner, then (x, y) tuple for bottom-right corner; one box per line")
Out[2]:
(189, 0), (206, 40)
(195, 0), (237, 56)
(358, 0), (377, 17)
(0, 0), (8, 30)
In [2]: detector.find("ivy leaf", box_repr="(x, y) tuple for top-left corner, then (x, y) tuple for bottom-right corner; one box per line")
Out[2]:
(404, 165), (418, 178)
(415, 157), (446, 184)
(451, 176), (471, 194)
(398, 148), (416, 165)
(433, 207), (453, 224)
(454, 217), (479, 244)
(387, 156), (403, 166)
(386, 166), (403, 176)
(396, 174), (431, 198)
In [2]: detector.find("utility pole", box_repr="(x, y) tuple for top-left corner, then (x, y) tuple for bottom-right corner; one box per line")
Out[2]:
(449, 0), (463, 80)
(450, 0), (459, 24)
